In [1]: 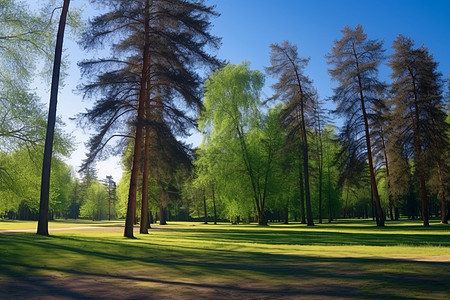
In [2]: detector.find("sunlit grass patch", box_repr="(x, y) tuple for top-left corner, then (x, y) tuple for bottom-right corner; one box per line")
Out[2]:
(0, 219), (449, 299)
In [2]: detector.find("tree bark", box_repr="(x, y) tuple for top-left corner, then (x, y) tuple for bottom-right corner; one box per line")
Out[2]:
(124, 0), (150, 238)
(159, 204), (167, 225)
(140, 57), (152, 234)
(37, 0), (70, 236)
(298, 88), (314, 227)
(353, 46), (384, 226)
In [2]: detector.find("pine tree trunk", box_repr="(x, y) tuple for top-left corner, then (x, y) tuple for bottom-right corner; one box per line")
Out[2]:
(124, 0), (150, 238)
(300, 102), (314, 227)
(139, 125), (150, 234)
(382, 129), (394, 222)
(37, 0), (70, 236)
(357, 79), (384, 226)
(350, 44), (384, 226)
(159, 205), (167, 225)
(318, 163), (323, 224)
(257, 209), (266, 225)
(317, 123), (323, 224)
(409, 69), (429, 227)
(140, 61), (152, 234)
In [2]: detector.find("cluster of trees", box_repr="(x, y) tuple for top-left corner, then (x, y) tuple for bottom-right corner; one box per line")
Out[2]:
(0, 1), (448, 235)
(191, 27), (449, 227)
(77, 0), (223, 237)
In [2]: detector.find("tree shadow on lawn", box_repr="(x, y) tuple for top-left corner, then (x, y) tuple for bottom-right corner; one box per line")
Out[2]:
(1, 233), (449, 299)
(167, 227), (450, 247)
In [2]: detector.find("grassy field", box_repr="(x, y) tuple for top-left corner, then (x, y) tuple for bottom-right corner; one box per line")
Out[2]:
(0, 219), (449, 299)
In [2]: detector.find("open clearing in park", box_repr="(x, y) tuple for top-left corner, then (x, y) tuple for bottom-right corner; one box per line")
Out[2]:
(1, 219), (449, 299)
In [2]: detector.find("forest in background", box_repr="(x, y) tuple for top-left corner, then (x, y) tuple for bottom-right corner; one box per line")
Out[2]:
(0, 1), (448, 235)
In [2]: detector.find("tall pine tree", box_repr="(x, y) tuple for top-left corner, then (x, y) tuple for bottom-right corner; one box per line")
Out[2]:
(326, 25), (386, 226)
(265, 41), (317, 226)
(389, 34), (448, 226)
(78, 0), (222, 237)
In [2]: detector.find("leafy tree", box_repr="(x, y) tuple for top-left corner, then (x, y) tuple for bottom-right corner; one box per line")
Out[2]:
(67, 178), (82, 219)
(49, 157), (73, 218)
(104, 175), (117, 221)
(0, 148), (74, 219)
(388, 34), (448, 226)
(79, 181), (109, 220)
(0, 1), (70, 153)
(266, 40), (317, 226)
(326, 24), (386, 226)
(0, 0), (54, 82)
(190, 148), (219, 224)
(200, 62), (279, 225)
(0, 85), (47, 152)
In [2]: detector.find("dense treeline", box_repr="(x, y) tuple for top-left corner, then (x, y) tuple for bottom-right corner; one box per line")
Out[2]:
(0, 1), (448, 230)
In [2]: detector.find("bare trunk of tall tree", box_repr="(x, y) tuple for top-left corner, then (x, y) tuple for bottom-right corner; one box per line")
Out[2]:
(353, 49), (384, 226)
(381, 129), (395, 221)
(362, 110), (383, 226)
(140, 124), (150, 234)
(159, 203), (167, 225)
(140, 60), (152, 234)
(294, 79), (313, 227)
(124, 0), (150, 238)
(318, 128), (323, 224)
(284, 205), (289, 224)
(410, 74), (429, 227)
(37, 0), (70, 236)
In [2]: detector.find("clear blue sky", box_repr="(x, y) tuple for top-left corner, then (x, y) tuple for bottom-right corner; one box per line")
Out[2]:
(209, 0), (449, 100)
(38, 0), (450, 181)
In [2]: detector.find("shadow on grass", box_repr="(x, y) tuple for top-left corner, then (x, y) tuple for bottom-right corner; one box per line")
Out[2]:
(1, 229), (449, 299)
(163, 227), (450, 247)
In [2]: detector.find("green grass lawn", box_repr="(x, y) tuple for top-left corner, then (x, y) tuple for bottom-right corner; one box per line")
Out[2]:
(0, 219), (449, 299)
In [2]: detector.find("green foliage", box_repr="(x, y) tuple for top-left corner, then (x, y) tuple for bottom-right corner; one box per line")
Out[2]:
(200, 62), (288, 224)
(79, 181), (109, 220)
(388, 34), (448, 224)
(0, 148), (74, 218)
(0, 0), (54, 82)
